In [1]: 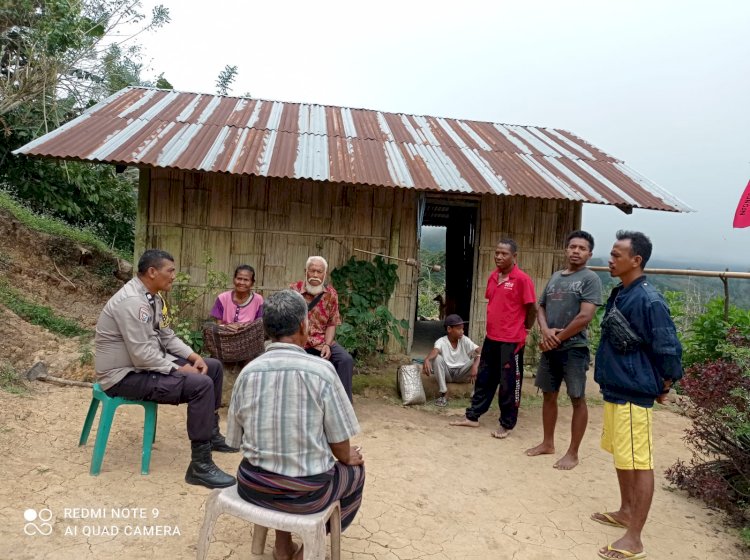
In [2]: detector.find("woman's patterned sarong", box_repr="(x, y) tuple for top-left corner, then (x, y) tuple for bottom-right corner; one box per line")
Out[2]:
(236, 459), (365, 531)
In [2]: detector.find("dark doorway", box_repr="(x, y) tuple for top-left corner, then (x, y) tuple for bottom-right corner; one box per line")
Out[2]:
(411, 199), (478, 359)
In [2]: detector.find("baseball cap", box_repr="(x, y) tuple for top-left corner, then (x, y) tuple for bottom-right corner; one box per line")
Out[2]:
(444, 314), (467, 327)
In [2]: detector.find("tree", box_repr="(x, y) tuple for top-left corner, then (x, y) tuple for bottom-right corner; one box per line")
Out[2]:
(1, 1), (169, 119)
(215, 64), (238, 95)
(0, 1), (170, 254)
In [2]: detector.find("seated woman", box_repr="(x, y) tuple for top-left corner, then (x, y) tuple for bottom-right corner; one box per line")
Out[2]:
(226, 290), (365, 560)
(211, 264), (264, 325)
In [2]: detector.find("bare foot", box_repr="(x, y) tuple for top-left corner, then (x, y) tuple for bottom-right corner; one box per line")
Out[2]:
(553, 452), (579, 470)
(525, 442), (555, 456)
(449, 418), (479, 427)
(490, 427), (510, 439)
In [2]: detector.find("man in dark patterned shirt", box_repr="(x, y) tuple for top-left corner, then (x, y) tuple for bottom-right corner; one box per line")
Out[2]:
(291, 256), (354, 402)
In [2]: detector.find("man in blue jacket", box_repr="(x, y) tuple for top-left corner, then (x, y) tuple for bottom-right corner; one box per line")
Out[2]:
(592, 231), (683, 560)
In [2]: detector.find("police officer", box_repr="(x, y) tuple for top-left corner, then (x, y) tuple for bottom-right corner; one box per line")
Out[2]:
(95, 249), (235, 489)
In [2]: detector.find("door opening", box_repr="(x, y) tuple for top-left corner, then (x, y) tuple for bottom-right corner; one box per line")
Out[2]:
(411, 200), (478, 359)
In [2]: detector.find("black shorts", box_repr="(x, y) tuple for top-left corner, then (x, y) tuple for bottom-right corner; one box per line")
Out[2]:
(535, 347), (590, 398)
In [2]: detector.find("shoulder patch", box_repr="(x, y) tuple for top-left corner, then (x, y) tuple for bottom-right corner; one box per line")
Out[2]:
(138, 306), (152, 323)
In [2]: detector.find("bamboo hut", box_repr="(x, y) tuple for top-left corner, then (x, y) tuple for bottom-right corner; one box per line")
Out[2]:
(14, 87), (691, 352)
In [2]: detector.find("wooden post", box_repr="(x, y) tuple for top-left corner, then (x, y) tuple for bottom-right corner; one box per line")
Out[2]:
(721, 269), (730, 321)
(134, 167), (151, 262)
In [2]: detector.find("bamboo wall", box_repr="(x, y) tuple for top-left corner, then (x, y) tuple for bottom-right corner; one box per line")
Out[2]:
(469, 195), (582, 342)
(142, 169), (419, 351)
(140, 169), (581, 353)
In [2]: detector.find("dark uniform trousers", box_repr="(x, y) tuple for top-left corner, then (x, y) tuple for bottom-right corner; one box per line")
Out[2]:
(105, 357), (223, 442)
(305, 343), (354, 403)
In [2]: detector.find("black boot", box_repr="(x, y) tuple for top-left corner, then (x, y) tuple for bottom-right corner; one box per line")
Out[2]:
(211, 413), (239, 453)
(185, 441), (236, 489)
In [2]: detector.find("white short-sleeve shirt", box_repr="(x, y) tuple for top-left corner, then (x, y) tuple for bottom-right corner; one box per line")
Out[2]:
(434, 335), (479, 368)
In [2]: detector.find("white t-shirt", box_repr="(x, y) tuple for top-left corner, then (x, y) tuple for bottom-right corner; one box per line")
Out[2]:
(434, 335), (479, 368)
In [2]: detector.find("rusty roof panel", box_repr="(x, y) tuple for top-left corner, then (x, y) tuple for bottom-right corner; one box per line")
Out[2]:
(13, 86), (692, 212)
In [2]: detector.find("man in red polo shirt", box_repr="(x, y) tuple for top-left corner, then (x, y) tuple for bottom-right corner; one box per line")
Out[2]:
(451, 238), (537, 438)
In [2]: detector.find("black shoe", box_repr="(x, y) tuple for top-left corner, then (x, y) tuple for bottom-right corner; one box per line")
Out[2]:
(185, 441), (235, 489)
(211, 413), (239, 453)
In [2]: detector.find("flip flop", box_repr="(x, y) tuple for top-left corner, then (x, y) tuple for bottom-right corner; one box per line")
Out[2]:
(597, 543), (646, 559)
(591, 511), (628, 529)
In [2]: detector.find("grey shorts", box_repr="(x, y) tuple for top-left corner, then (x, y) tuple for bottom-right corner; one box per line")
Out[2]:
(535, 347), (590, 399)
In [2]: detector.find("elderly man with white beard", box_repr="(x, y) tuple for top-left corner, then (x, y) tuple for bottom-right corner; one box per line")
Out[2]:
(290, 256), (355, 402)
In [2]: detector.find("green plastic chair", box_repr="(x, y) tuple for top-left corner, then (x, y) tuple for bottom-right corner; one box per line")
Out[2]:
(78, 383), (158, 475)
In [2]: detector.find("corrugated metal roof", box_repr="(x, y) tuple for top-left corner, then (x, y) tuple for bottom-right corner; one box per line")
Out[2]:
(13, 87), (692, 212)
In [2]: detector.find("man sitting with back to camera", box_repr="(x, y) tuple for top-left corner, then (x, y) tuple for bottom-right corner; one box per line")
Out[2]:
(423, 314), (481, 407)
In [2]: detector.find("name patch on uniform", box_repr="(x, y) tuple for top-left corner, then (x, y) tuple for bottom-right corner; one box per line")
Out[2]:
(138, 306), (152, 323)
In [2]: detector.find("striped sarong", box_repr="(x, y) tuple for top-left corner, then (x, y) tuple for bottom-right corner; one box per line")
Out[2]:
(237, 459), (365, 531)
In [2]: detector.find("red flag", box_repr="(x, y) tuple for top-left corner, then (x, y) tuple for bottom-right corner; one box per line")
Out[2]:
(733, 180), (750, 228)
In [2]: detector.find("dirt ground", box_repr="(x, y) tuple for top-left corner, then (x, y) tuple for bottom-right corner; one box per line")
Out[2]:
(0, 382), (744, 560)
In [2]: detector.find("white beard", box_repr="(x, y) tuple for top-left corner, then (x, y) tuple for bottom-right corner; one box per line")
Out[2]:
(305, 279), (325, 295)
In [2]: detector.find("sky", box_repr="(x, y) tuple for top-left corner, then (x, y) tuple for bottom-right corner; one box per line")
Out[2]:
(130, 0), (750, 268)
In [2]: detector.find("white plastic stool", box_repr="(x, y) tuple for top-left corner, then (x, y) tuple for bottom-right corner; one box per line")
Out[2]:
(196, 484), (341, 560)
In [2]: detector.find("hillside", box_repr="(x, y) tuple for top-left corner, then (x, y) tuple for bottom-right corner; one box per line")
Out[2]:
(0, 201), (126, 380)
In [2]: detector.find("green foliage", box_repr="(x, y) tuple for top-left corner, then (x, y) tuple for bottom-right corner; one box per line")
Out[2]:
(0, 188), (128, 260)
(0, 366), (27, 395)
(417, 249), (445, 318)
(79, 339), (94, 366)
(0, 278), (89, 337)
(351, 369), (399, 397)
(683, 298), (750, 367)
(587, 304), (606, 351)
(215, 64), (238, 95)
(666, 329), (750, 540)
(1, 1), (171, 255)
(330, 256), (409, 360)
(663, 290), (688, 338)
(2, 159), (137, 253)
(165, 255), (228, 353)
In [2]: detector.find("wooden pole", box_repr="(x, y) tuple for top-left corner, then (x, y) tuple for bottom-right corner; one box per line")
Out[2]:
(590, 265), (749, 321)
(721, 270), (730, 321)
(134, 167), (151, 262)
(588, 266), (750, 280)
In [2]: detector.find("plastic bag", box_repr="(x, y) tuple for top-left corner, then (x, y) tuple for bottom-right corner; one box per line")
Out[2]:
(397, 364), (426, 405)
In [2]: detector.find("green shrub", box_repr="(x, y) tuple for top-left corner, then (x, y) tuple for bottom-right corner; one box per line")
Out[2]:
(666, 329), (750, 542)
(0, 188), (128, 260)
(683, 298), (750, 367)
(0, 279), (89, 337)
(331, 256), (409, 361)
(0, 366), (27, 395)
(164, 255), (228, 354)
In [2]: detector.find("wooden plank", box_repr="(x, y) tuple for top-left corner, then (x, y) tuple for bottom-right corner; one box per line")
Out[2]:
(207, 174), (234, 228)
(207, 230), (232, 282)
(232, 208), (267, 231)
(149, 169), (183, 224)
(148, 226), (183, 268)
(183, 187), (209, 226)
(180, 228), (209, 284)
